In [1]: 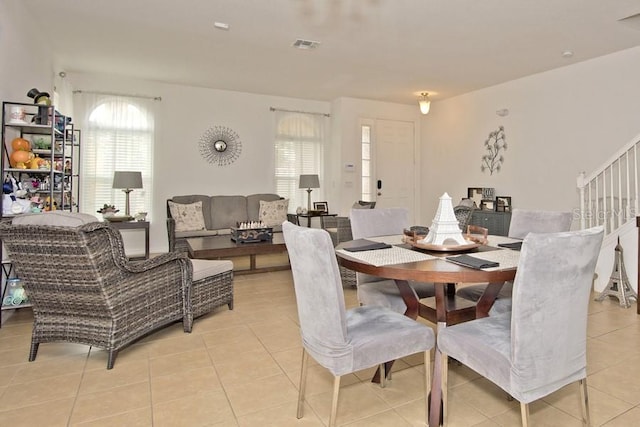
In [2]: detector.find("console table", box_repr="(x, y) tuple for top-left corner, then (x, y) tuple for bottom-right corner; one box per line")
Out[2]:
(296, 212), (337, 228)
(469, 210), (511, 236)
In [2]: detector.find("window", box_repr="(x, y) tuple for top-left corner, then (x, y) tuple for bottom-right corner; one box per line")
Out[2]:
(76, 95), (154, 218)
(361, 123), (372, 202)
(274, 111), (327, 210)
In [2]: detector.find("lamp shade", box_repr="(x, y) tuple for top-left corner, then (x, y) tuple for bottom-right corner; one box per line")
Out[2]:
(299, 174), (320, 189)
(112, 171), (143, 189)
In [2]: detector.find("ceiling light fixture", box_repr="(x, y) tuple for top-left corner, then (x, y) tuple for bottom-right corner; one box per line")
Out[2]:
(418, 92), (431, 115)
(214, 21), (230, 30)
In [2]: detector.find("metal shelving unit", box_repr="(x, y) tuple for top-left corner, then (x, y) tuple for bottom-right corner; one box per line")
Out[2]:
(0, 101), (80, 325)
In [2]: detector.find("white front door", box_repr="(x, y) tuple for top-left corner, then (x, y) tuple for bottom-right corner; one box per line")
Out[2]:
(374, 119), (417, 222)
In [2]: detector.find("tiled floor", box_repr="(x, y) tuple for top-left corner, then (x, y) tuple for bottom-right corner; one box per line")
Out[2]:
(0, 268), (639, 426)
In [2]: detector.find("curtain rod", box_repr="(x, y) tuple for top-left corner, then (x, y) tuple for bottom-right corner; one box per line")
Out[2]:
(269, 107), (330, 117)
(73, 90), (162, 101)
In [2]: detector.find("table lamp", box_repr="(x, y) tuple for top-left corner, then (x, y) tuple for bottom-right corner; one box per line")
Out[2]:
(299, 174), (320, 212)
(112, 171), (143, 217)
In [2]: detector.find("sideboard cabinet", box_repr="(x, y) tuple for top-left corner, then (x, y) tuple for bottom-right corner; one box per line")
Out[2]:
(469, 210), (512, 236)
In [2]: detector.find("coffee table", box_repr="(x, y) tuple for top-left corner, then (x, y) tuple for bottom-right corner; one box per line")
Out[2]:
(186, 234), (289, 275)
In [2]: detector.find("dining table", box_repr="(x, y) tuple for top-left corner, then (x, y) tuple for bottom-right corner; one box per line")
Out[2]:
(335, 234), (520, 427)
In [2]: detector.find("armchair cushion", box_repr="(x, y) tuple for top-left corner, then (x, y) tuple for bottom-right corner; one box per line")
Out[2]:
(12, 211), (97, 226)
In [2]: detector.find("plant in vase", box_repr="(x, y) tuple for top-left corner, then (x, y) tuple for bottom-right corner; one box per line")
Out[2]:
(97, 204), (119, 218)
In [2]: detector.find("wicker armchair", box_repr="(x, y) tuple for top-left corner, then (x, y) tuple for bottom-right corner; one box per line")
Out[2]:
(0, 213), (195, 369)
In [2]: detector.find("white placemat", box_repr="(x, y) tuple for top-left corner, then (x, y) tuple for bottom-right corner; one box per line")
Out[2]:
(336, 246), (436, 267)
(460, 249), (520, 271)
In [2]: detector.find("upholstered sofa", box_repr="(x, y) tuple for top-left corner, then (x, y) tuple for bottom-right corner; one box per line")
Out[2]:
(166, 193), (285, 252)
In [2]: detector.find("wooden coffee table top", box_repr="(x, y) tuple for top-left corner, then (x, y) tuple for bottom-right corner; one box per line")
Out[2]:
(187, 233), (287, 259)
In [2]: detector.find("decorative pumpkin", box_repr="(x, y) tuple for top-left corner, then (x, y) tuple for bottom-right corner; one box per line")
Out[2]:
(11, 138), (30, 152)
(10, 150), (32, 167)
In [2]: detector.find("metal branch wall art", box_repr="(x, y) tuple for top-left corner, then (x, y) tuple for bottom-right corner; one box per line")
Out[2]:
(481, 126), (507, 175)
(199, 126), (243, 166)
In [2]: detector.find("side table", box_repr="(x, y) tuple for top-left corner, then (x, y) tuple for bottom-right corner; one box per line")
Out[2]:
(296, 212), (337, 228)
(108, 220), (150, 259)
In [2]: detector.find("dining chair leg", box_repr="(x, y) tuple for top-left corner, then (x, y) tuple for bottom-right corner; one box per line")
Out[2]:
(424, 350), (431, 425)
(297, 348), (309, 419)
(520, 402), (530, 427)
(329, 375), (341, 427)
(579, 378), (591, 427)
(380, 363), (386, 388)
(441, 353), (449, 426)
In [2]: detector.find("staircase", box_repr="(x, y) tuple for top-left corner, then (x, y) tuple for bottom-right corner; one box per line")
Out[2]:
(576, 131), (640, 293)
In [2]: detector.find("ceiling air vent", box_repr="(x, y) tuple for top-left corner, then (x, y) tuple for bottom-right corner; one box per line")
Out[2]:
(292, 39), (320, 50)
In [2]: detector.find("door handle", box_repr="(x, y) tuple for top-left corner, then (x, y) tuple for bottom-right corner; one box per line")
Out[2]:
(377, 180), (382, 190)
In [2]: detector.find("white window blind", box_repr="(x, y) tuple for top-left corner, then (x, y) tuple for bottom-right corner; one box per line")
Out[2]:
(74, 94), (155, 218)
(274, 111), (327, 210)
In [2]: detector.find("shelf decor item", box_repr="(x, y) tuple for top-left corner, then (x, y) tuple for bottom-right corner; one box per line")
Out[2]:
(199, 125), (242, 166)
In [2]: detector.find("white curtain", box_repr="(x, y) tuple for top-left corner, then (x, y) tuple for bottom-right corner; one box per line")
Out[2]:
(274, 111), (328, 211)
(74, 93), (156, 219)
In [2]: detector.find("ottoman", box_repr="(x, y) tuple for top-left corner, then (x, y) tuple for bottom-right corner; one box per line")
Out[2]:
(190, 259), (234, 318)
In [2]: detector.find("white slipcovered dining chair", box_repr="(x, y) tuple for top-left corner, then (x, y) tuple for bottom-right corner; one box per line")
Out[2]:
(438, 226), (603, 426)
(457, 208), (573, 313)
(282, 221), (435, 427)
(350, 207), (436, 313)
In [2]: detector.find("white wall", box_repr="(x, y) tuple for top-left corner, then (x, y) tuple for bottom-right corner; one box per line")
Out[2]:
(0, 0), (54, 105)
(421, 46), (640, 294)
(330, 97), (423, 219)
(68, 72), (331, 253)
(421, 46), (640, 224)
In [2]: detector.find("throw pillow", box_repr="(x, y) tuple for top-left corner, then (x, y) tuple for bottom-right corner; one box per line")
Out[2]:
(168, 201), (206, 232)
(259, 199), (289, 227)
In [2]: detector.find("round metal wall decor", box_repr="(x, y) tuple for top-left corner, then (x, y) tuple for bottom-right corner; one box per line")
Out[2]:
(199, 126), (242, 166)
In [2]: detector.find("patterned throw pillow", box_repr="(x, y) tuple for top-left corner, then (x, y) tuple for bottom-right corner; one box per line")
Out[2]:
(259, 199), (289, 227)
(168, 201), (206, 232)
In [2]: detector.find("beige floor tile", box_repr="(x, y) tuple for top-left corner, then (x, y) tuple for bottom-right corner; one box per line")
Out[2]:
(236, 401), (324, 426)
(225, 373), (300, 416)
(368, 366), (428, 408)
(70, 381), (151, 424)
(305, 381), (392, 426)
(490, 400), (583, 426)
(153, 390), (235, 427)
(0, 270), (637, 426)
(343, 408), (413, 426)
(0, 372), (82, 411)
(151, 365), (222, 404)
(214, 348), (284, 386)
(394, 398), (432, 427)
(79, 358), (150, 394)
(9, 352), (87, 385)
(542, 383), (633, 426)
(70, 407), (152, 426)
(449, 377), (518, 418)
(149, 349), (213, 377)
(84, 341), (151, 370)
(146, 332), (207, 358)
(602, 406), (640, 426)
(0, 397), (75, 427)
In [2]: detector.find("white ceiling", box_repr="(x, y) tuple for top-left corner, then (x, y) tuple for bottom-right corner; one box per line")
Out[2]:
(22, 0), (640, 105)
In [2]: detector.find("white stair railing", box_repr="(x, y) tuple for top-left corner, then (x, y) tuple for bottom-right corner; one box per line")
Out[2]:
(577, 132), (640, 236)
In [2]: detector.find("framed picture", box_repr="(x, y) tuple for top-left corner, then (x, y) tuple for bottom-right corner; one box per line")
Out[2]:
(467, 187), (483, 208)
(313, 201), (328, 213)
(495, 196), (512, 212)
(480, 199), (494, 211)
